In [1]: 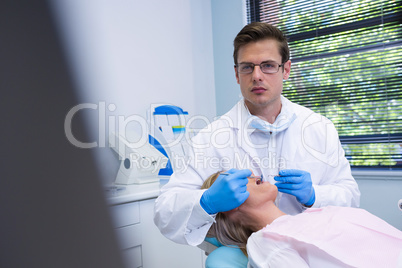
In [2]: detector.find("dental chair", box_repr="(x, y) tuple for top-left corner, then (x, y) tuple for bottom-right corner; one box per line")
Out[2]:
(199, 237), (248, 268)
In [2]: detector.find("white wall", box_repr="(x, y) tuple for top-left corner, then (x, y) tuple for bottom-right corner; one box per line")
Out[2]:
(50, 0), (216, 184)
(211, 0), (246, 116)
(354, 172), (402, 230)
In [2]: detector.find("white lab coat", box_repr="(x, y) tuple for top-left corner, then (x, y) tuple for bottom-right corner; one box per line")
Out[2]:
(154, 96), (360, 246)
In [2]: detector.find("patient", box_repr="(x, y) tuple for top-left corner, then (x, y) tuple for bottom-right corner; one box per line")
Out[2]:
(202, 170), (402, 268)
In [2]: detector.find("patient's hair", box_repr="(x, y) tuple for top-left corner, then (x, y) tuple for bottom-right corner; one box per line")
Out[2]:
(233, 22), (290, 65)
(201, 172), (253, 257)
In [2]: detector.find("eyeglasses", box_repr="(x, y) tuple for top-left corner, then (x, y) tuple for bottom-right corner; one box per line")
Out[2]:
(235, 61), (284, 74)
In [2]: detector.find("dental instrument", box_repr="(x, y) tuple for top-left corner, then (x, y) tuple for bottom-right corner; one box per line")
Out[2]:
(220, 172), (263, 184)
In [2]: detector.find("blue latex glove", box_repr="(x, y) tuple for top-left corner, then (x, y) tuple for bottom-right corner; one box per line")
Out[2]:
(200, 169), (252, 214)
(274, 169), (315, 206)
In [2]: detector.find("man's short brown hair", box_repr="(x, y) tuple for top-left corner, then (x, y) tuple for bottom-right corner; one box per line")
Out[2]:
(233, 22), (290, 65)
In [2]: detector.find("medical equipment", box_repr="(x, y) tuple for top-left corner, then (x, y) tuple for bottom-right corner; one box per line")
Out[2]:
(110, 131), (167, 184)
(104, 185), (126, 196)
(221, 172), (263, 184)
(148, 104), (193, 176)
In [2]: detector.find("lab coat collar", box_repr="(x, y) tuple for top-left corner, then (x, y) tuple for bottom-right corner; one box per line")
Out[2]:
(225, 96), (297, 168)
(248, 96), (297, 135)
(228, 95), (297, 134)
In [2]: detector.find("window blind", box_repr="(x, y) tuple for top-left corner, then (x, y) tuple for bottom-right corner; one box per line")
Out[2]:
(247, 0), (402, 169)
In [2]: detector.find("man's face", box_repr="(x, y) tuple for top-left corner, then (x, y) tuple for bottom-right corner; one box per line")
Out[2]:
(235, 39), (291, 114)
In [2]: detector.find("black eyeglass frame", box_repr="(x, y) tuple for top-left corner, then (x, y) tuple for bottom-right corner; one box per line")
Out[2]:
(234, 61), (285, 74)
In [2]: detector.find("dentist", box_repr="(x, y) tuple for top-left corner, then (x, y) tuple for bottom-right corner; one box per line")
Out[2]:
(154, 22), (360, 264)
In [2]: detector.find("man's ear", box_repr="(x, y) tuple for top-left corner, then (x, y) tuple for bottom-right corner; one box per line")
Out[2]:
(234, 66), (240, 84)
(283, 60), (291, 80)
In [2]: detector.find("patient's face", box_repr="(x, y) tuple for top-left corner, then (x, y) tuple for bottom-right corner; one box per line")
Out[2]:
(243, 177), (278, 208)
(225, 177), (278, 229)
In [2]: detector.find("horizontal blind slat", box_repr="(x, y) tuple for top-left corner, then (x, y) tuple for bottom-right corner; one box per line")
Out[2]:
(248, 0), (402, 169)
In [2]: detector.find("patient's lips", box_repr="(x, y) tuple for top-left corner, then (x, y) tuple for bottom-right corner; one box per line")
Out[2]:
(253, 174), (263, 185)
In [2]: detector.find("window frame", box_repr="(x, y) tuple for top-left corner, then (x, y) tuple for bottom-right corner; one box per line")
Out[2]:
(246, 0), (402, 170)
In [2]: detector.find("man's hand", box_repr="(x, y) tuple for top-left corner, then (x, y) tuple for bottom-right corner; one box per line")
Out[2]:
(274, 169), (315, 207)
(200, 169), (252, 214)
